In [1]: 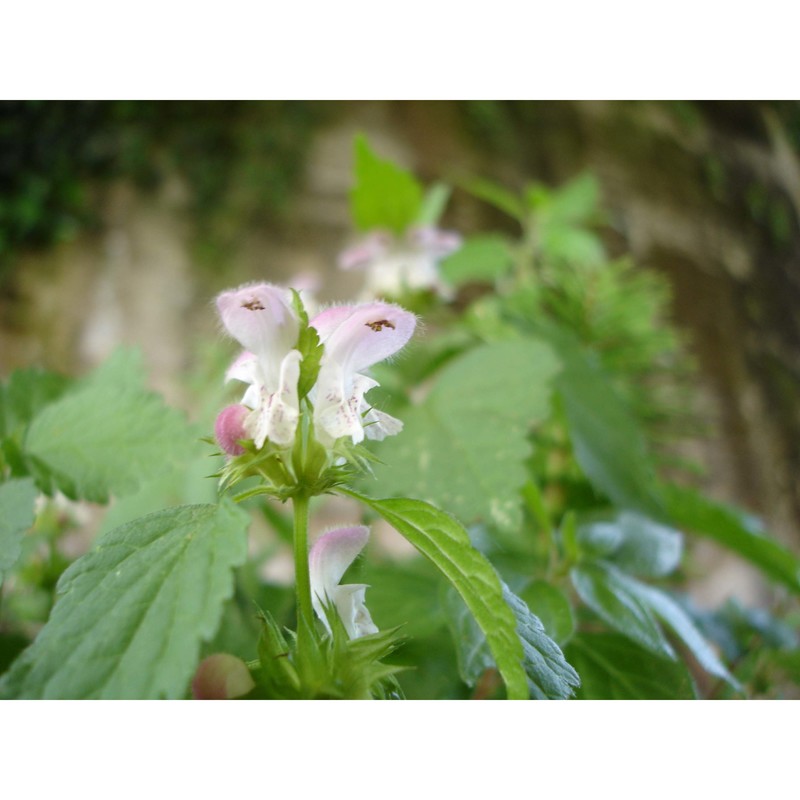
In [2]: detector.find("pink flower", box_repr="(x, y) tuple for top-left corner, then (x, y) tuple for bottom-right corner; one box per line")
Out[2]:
(214, 404), (249, 456)
(310, 301), (416, 446)
(309, 526), (378, 639)
(338, 226), (461, 299)
(216, 283), (302, 448)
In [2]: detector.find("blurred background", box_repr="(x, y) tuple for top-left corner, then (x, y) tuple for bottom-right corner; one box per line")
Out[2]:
(1, 100), (798, 606)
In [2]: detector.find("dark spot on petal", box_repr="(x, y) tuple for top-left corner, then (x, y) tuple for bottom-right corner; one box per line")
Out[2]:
(365, 319), (395, 332)
(242, 299), (265, 311)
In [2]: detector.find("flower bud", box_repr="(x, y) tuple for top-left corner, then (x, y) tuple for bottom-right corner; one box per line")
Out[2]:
(214, 404), (250, 456)
(192, 653), (255, 700)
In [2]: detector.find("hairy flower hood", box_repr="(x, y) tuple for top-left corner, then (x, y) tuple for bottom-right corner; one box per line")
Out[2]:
(216, 283), (302, 448)
(310, 301), (416, 447)
(309, 526), (378, 639)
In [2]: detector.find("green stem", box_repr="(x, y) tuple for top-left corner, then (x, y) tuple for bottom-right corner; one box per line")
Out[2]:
(292, 492), (314, 631)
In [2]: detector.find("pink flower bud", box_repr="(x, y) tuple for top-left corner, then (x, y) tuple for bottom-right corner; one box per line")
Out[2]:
(214, 404), (249, 456)
(192, 653), (255, 700)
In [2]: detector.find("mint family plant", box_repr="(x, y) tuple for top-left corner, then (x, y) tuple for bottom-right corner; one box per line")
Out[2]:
(0, 135), (798, 699)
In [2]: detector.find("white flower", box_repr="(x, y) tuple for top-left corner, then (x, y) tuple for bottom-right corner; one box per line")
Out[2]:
(310, 301), (416, 447)
(339, 226), (461, 300)
(216, 283), (302, 448)
(309, 526), (378, 639)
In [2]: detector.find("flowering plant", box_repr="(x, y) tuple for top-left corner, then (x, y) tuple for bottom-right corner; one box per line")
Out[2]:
(0, 135), (798, 700)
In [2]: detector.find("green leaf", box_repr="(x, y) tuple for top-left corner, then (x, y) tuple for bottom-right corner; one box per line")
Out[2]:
(463, 177), (525, 222)
(23, 349), (195, 503)
(370, 339), (560, 531)
(441, 585), (496, 687)
(439, 235), (514, 287)
(443, 581), (579, 699)
(540, 173), (601, 225)
(342, 491), (531, 699)
(416, 182), (451, 226)
(0, 367), (73, 439)
(610, 513), (683, 577)
(97, 442), (220, 536)
(1, 368), (74, 477)
(578, 512), (683, 578)
(350, 135), (423, 234)
(694, 597), (799, 662)
(623, 582), (738, 687)
(566, 633), (696, 699)
(543, 326), (664, 517)
(570, 561), (674, 658)
(502, 583), (579, 698)
(0, 477), (38, 585)
(664, 484), (800, 594)
(0, 502), (249, 699)
(520, 580), (575, 646)
(540, 224), (605, 267)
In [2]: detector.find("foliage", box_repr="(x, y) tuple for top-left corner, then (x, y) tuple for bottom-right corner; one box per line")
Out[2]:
(23, 349), (195, 502)
(368, 338), (559, 531)
(0, 503), (249, 698)
(1, 131), (798, 700)
(0, 478), (37, 586)
(350, 135), (423, 234)
(345, 491), (577, 699)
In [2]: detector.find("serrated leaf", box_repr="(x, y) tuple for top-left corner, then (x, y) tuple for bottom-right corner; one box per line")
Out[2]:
(624, 582), (738, 687)
(443, 581), (579, 699)
(502, 583), (580, 698)
(0, 477), (38, 585)
(23, 349), (195, 503)
(578, 511), (683, 578)
(0, 502), (249, 699)
(571, 561), (675, 658)
(664, 483), (800, 594)
(370, 339), (559, 531)
(520, 580), (575, 646)
(343, 491), (530, 699)
(439, 235), (514, 287)
(542, 326), (664, 517)
(566, 633), (696, 699)
(351, 135), (423, 233)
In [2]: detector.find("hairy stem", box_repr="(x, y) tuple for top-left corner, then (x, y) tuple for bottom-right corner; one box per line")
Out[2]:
(292, 492), (314, 631)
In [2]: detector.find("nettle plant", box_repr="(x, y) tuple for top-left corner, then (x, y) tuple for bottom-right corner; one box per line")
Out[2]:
(1, 136), (799, 700)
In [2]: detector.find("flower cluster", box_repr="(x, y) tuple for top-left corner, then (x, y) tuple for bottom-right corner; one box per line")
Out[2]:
(214, 283), (416, 456)
(213, 282), (416, 641)
(339, 226), (461, 300)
